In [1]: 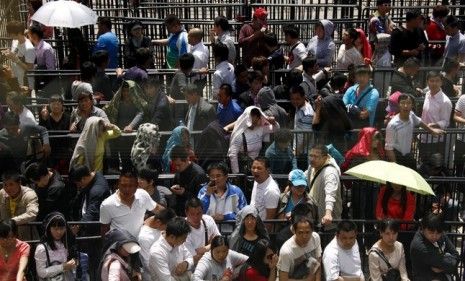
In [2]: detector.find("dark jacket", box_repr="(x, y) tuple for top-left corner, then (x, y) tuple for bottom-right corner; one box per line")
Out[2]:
(34, 170), (70, 221)
(390, 70), (420, 97)
(196, 120), (229, 170)
(73, 172), (111, 222)
(150, 87), (173, 131)
(124, 36), (154, 69)
(187, 98), (216, 132)
(172, 162), (208, 216)
(410, 230), (459, 281)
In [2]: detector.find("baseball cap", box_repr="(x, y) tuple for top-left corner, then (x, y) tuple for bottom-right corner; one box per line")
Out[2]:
(253, 8), (268, 21)
(131, 24), (143, 31)
(288, 169), (307, 187)
(385, 91), (402, 114)
(122, 242), (141, 254)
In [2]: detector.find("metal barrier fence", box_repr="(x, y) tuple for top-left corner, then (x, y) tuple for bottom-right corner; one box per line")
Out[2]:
(19, 217), (465, 281)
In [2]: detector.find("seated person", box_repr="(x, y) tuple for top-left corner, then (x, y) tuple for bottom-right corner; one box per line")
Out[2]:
(265, 128), (297, 175)
(323, 221), (364, 281)
(229, 205), (270, 257)
(6, 91), (37, 126)
(410, 213), (459, 281)
(217, 83), (243, 127)
(198, 162), (247, 222)
(193, 236), (248, 281)
(277, 216), (322, 281)
(69, 91), (109, 133)
(149, 217), (193, 280)
(137, 167), (167, 207)
(39, 95), (70, 131)
(277, 169), (313, 220)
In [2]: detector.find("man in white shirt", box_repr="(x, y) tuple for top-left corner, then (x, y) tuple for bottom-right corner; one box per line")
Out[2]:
(188, 28), (209, 88)
(212, 42), (235, 98)
(184, 198), (220, 264)
(149, 217), (194, 281)
(385, 93), (444, 169)
(5, 21), (35, 89)
(418, 71), (452, 165)
(6, 91), (38, 126)
(290, 86), (314, 158)
(138, 208), (177, 281)
(278, 216), (322, 281)
(250, 157), (280, 224)
(283, 24), (307, 70)
(323, 221), (364, 281)
(337, 28), (364, 70)
(100, 169), (164, 238)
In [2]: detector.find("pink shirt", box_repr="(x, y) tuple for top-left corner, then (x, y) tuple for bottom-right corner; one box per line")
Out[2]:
(0, 239), (30, 281)
(420, 89), (452, 143)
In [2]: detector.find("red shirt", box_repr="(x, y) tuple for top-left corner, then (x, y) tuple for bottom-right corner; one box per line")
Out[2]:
(426, 20), (446, 58)
(376, 186), (416, 221)
(243, 267), (268, 281)
(0, 239), (30, 281)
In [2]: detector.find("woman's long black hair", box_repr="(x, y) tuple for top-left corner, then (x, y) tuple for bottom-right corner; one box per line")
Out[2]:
(382, 182), (407, 217)
(246, 239), (274, 278)
(42, 212), (78, 259)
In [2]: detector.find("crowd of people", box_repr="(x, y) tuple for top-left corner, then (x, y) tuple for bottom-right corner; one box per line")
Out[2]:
(0, 0), (465, 280)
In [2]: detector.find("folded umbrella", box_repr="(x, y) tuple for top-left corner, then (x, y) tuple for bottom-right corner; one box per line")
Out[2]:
(345, 160), (435, 196)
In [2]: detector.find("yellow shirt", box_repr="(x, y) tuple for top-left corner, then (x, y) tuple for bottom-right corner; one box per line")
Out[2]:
(77, 128), (121, 172)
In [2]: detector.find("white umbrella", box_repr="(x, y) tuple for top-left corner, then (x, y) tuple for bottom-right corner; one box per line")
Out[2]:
(31, 0), (98, 28)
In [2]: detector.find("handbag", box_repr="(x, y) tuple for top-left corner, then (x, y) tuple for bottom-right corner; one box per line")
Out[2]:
(238, 132), (254, 175)
(42, 243), (65, 281)
(371, 248), (401, 281)
(347, 85), (372, 129)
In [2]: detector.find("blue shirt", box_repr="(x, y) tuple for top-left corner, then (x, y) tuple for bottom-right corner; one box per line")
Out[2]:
(343, 83), (379, 126)
(94, 31), (119, 68)
(265, 142), (298, 174)
(167, 30), (188, 69)
(445, 32), (465, 60)
(217, 99), (243, 127)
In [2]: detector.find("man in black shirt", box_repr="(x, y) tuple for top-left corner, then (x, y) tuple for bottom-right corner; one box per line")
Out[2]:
(169, 145), (208, 216)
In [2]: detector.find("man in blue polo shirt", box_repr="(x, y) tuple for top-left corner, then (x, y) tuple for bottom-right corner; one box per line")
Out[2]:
(94, 17), (119, 69)
(217, 83), (243, 126)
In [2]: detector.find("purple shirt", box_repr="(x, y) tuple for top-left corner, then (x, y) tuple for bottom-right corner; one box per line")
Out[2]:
(35, 40), (56, 70)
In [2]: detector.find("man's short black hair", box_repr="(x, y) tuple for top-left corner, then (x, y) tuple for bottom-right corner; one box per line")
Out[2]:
(98, 17), (112, 30)
(403, 57), (420, 68)
(274, 128), (292, 144)
(355, 64), (372, 76)
(264, 33), (278, 47)
(346, 28), (359, 41)
(164, 14), (181, 26)
(421, 213), (444, 232)
(213, 42), (229, 62)
(152, 208), (177, 225)
(248, 70), (264, 83)
(25, 162), (49, 182)
(426, 70), (442, 80)
(165, 217), (191, 237)
(398, 93), (414, 103)
(234, 64), (248, 76)
(286, 68), (303, 87)
(2, 170), (21, 183)
(337, 220), (357, 234)
(3, 111), (20, 127)
(185, 197), (203, 211)
(219, 83), (233, 97)
(119, 168), (138, 180)
(170, 145), (189, 161)
(302, 56), (318, 73)
(406, 9), (422, 22)
(253, 156), (270, 169)
(183, 83), (200, 96)
(292, 215), (314, 231)
(283, 24), (300, 39)
(443, 58), (460, 73)
(69, 165), (91, 182)
(290, 85), (306, 97)
(28, 25), (44, 39)
(432, 5), (449, 19)
(444, 15), (459, 29)
(179, 53), (195, 71)
(330, 72), (348, 89)
(214, 16), (231, 31)
(80, 61), (97, 81)
(207, 162), (229, 175)
(91, 50), (109, 67)
(135, 47), (152, 66)
(311, 144), (329, 156)
(376, 0), (391, 6)
(138, 167), (159, 183)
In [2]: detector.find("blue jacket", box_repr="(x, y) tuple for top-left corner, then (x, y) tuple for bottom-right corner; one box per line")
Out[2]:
(198, 182), (247, 221)
(343, 83), (379, 126)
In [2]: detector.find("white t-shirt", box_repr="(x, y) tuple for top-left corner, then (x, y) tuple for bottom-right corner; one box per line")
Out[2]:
(323, 237), (363, 281)
(385, 112), (422, 155)
(455, 95), (465, 142)
(138, 225), (162, 281)
(213, 61), (235, 97)
(250, 176), (281, 221)
(288, 42), (308, 69)
(18, 107), (38, 126)
(277, 233), (322, 278)
(100, 189), (157, 238)
(185, 214), (221, 256)
(11, 39), (35, 88)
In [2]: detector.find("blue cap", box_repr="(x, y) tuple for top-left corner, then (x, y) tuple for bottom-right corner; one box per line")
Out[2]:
(288, 169), (307, 187)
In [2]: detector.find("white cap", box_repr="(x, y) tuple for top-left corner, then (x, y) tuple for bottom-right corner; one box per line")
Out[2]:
(122, 242), (141, 254)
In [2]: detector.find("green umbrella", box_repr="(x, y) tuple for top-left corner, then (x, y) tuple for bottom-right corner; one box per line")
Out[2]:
(345, 160), (435, 196)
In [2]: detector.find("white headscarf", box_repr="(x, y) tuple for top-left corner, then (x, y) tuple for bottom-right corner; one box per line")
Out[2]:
(69, 116), (105, 171)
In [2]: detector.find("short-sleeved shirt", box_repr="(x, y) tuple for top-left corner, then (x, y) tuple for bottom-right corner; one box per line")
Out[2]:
(11, 39), (35, 88)
(100, 188), (157, 237)
(166, 29), (188, 69)
(213, 61), (235, 97)
(323, 237), (363, 281)
(94, 31), (119, 68)
(288, 42), (308, 69)
(250, 176), (281, 221)
(0, 239), (30, 281)
(455, 95), (465, 142)
(445, 32), (465, 60)
(385, 112), (422, 155)
(184, 214), (221, 256)
(278, 233), (322, 278)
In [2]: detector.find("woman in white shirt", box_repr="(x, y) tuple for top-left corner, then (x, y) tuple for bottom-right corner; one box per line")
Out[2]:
(34, 212), (78, 281)
(368, 220), (410, 281)
(226, 106), (279, 174)
(193, 236), (248, 281)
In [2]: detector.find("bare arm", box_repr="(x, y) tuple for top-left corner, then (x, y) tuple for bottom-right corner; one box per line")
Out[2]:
(152, 38), (169, 46)
(385, 149), (396, 162)
(16, 256), (28, 281)
(100, 224), (111, 237)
